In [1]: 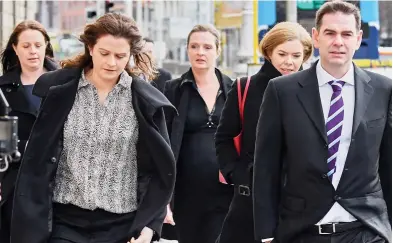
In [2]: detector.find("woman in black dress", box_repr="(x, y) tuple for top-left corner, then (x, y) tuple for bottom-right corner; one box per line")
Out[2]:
(164, 24), (233, 243)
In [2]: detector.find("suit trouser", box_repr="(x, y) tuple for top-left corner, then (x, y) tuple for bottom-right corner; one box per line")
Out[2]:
(49, 203), (136, 243)
(216, 187), (259, 243)
(287, 226), (386, 243)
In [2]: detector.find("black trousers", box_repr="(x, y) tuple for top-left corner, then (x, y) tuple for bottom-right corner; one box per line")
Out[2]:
(173, 192), (232, 243)
(286, 225), (386, 243)
(0, 193), (13, 243)
(0, 167), (19, 243)
(216, 187), (259, 243)
(49, 203), (136, 243)
(161, 224), (178, 240)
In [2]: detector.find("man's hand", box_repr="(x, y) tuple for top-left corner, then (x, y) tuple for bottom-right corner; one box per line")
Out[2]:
(129, 227), (154, 243)
(163, 204), (175, 225)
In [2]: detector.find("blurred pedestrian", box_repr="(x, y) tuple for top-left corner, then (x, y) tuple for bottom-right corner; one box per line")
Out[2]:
(142, 37), (172, 93)
(0, 20), (58, 243)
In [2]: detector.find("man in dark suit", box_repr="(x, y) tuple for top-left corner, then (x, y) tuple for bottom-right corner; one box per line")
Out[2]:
(253, 1), (391, 243)
(143, 37), (172, 92)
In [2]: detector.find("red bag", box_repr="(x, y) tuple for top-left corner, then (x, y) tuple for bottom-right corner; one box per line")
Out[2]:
(219, 76), (251, 184)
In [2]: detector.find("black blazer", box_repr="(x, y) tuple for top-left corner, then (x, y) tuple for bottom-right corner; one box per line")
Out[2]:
(10, 68), (177, 243)
(164, 68), (233, 162)
(0, 58), (58, 206)
(152, 68), (172, 93)
(215, 61), (281, 186)
(253, 61), (392, 243)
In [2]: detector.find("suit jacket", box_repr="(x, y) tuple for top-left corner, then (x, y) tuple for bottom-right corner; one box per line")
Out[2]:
(10, 68), (177, 243)
(253, 61), (392, 243)
(215, 60), (281, 186)
(152, 68), (172, 93)
(0, 58), (58, 207)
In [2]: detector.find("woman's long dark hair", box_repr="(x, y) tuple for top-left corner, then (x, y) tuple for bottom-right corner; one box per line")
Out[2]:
(0, 20), (54, 74)
(61, 13), (157, 80)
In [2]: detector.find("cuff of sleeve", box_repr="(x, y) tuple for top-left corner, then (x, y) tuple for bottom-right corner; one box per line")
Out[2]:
(261, 238), (274, 242)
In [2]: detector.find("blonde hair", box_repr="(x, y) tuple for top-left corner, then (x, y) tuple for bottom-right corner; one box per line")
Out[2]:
(259, 22), (313, 63)
(187, 24), (221, 50)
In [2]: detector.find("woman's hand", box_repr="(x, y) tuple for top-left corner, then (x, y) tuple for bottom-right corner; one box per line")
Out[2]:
(128, 227), (154, 243)
(163, 204), (175, 225)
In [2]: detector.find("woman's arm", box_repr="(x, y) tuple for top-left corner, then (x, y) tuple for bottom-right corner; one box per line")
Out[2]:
(215, 80), (243, 184)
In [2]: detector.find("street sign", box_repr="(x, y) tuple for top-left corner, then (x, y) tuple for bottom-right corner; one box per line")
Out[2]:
(258, 0), (276, 26)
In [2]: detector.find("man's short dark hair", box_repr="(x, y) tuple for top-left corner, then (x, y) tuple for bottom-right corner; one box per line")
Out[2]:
(315, 1), (361, 31)
(143, 37), (154, 44)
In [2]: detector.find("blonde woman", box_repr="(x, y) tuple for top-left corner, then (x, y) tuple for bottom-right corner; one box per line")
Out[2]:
(215, 22), (313, 243)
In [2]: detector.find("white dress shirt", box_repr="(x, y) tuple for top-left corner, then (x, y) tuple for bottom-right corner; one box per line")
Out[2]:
(316, 61), (357, 224)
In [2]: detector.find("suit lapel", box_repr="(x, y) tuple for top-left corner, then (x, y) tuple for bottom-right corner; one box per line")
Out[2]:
(352, 66), (373, 136)
(297, 64), (327, 143)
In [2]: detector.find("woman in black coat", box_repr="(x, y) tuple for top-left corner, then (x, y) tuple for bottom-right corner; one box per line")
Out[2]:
(11, 13), (176, 243)
(164, 24), (233, 243)
(215, 22), (313, 243)
(0, 20), (58, 243)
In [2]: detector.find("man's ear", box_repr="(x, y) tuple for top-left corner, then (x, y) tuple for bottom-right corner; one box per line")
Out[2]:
(312, 27), (320, 49)
(355, 29), (363, 50)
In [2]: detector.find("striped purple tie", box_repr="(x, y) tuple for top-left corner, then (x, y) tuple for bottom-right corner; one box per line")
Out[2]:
(326, 81), (345, 181)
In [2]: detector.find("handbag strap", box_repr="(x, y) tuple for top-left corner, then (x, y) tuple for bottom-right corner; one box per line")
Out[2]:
(237, 76), (251, 123)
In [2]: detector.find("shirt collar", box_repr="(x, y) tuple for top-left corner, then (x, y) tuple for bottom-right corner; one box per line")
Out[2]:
(78, 70), (90, 89)
(316, 60), (355, 87)
(78, 70), (132, 90)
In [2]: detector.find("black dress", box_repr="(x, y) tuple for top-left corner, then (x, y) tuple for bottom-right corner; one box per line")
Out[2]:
(164, 69), (233, 243)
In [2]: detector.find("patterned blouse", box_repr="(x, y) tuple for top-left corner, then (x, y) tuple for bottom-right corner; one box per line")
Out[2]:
(53, 70), (139, 214)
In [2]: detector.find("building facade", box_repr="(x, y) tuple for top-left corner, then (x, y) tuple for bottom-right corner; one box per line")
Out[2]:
(0, 1), (38, 48)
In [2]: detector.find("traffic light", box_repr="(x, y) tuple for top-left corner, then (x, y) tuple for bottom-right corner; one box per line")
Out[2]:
(87, 10), (97, 19)
(105, 0), (114, 13)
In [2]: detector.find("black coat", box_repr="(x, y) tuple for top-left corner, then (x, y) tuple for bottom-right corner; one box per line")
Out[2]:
(254, 62), (391, 242)
(151, 68), (172, 93)
(215, 61), (281, 186)
(10, 68), (177, 243)
(0, 58), (58, 207)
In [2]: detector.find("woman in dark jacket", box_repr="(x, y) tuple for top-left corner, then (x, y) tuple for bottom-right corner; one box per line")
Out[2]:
(215, 22), (313, 243)
(164, 24), (233, 243)
(11, 13), (175, 243)
(0, 20), (58, 243)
